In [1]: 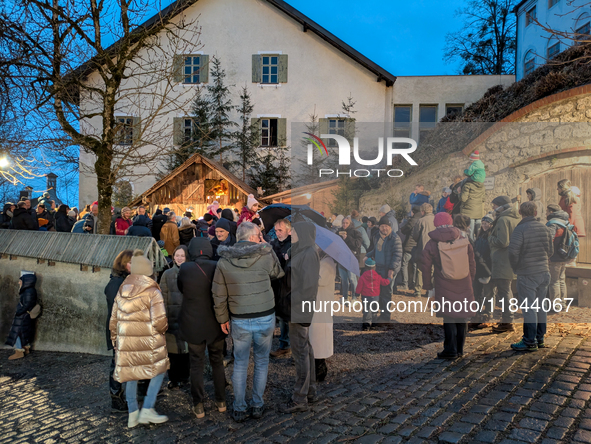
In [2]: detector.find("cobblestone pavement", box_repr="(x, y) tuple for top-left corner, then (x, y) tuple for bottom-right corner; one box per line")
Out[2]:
(2, 323), (591, 444)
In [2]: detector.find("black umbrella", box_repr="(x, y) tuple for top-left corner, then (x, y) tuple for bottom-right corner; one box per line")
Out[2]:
(259, 203), (327, 234)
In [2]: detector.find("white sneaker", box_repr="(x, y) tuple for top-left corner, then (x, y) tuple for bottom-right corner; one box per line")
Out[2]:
(138, 408), (168, 424)
(128, 410), (140, 428)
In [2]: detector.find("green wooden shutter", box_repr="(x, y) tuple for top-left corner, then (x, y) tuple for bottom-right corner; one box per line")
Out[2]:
(344, 119), (356, 144)
(318, 118), (329, 138)
(173, 55), (184, 83)
(252, 55), (262, 83)
(132, 117), (141, 144)
(251, 117), (261, 146)
(200, 55), (209, 83)
(173, 117), (183, 145)
(277, 118), (287, 146)
(278, 55), (288, 83)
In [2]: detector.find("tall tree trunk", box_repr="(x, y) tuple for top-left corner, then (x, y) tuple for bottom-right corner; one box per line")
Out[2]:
(95, 145), (114, 234)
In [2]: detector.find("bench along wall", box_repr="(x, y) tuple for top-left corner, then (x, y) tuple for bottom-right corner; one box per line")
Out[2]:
(0, 232), (166, 356)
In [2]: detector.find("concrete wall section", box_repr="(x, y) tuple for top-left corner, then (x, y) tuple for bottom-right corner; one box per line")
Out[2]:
(0, 257), (111, 356)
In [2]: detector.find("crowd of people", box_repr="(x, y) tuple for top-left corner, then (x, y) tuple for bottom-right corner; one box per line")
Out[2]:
(3, 158), (587, 428)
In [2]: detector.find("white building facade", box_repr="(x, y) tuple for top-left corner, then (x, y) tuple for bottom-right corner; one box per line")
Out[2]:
(515, 0), (591, 80)
(78, 0), (515, 207)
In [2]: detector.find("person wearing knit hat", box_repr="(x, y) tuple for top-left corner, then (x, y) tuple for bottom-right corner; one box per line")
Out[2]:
(332, 214), (344, 230)
(481, 214), (494, 225)
(434, 212), (453, 227)
(130, 255), (153, 277)
(365, 211), (402, 323)
(464, 151), (485, 183)
(237, 194), (261, 227)
(419, 209), (476, 359)
(557, 179), (586, 238)
(436, 187), (452, 214)
(377, 204), (399, 233)
(110, 254), (170, 428)
(355, 257), (391, 330)
(207, 225), (216, 239)
(211, 217), (236, 261)
(488, 195), (520, 334)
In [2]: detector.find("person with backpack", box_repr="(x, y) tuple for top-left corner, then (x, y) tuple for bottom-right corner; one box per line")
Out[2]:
(420, 212), (476, 359)
(546, 204), (578, 304)
(508, 202), (553, 352)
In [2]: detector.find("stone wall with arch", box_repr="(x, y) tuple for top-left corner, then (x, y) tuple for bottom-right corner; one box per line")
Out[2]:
(360, 84), (591, 263)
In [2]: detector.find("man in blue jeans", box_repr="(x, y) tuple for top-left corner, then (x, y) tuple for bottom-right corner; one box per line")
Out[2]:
(212, 222), (284, 422)
(508, 201), (553, 351)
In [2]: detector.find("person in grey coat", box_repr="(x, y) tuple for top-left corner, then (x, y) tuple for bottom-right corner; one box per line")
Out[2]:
(508, 202), (553, 352)
(212, 222), (284, 422)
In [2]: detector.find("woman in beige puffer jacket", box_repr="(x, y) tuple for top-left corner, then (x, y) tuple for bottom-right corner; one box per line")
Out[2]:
(110, 255), (170, 428)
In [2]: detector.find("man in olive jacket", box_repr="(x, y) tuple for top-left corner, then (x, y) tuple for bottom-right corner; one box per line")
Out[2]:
(488, 196), (521, 333)
(508, 202), (553, 351)
(212, 222), (284, 421)
(460, 179), (486, 241)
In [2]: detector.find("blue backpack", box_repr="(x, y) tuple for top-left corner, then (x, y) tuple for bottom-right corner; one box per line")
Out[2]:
(546, 219), (579, 260)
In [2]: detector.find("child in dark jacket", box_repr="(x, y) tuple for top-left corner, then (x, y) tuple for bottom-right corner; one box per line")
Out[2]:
(355, 258), (390, 330)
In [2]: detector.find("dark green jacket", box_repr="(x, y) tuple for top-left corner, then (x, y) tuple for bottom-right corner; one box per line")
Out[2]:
(489, 205), (520, 280)
(460, 181), (486, 219)
(212, 241), (284, 323)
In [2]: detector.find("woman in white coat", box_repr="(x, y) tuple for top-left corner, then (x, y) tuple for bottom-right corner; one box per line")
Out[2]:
(309, 252), (336, 382)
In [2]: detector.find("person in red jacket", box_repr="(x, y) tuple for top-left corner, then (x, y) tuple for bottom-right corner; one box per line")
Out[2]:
(115, 207), (133, 236)
(557, 179), (586, 238)
(355, 258), (390, 331)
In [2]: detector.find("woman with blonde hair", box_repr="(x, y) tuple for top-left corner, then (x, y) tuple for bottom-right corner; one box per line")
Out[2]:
(558, 179), (586, 237)
(110, 255), (169, 428)
(160, 245), (190, 389)
(178, 217), (196, 246)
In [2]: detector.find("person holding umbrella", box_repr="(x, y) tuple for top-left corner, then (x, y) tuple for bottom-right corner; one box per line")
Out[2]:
(279, 221), (320, 414)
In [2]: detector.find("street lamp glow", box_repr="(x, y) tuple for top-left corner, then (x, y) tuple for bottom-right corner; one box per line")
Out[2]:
(0, 157), (9, 168)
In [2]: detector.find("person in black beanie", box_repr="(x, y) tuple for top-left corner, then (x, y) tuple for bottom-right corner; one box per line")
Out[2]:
(211, 218), (236, 261)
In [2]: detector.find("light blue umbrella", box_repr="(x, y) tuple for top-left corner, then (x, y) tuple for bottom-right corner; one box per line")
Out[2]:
(315, 225), (360, 276)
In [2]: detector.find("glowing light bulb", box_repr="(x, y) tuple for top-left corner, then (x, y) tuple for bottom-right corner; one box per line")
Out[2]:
(0, 157), (8, 168)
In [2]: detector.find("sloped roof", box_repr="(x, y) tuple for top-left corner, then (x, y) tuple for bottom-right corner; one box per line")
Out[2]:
(129, 152), (258, 206)
(73, 0), (396, 87)
(265, 178), (340, 200)
(0, 231), (168, 271)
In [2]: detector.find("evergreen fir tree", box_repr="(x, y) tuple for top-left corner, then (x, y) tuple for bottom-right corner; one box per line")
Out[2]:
(208, 56), (236, 163)
(233, 86), (260, 182)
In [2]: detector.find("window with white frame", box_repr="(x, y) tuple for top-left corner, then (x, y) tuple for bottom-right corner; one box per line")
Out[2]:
(261, 118), (278, 146)
(116, 117), (134, 145)
(327, 119), (345, 147)
(261, 56), (279, 84)
(526, 6), (537, 26)
(183, 118), (198, 144)
(524, 51), (535, 76)
(184, 56), (201, 84)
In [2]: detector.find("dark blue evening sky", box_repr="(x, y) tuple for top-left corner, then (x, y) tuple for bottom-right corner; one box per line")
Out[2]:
(284, 0), (466, 76)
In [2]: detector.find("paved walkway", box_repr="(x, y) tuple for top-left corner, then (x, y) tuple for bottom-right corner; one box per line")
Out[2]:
(2, 323), (591, 444)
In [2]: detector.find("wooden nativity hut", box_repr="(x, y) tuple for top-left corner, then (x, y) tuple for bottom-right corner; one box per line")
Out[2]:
(129, 153), (261, 217)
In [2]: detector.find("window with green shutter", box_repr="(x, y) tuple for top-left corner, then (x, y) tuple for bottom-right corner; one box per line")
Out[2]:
(173, 117), (198, 145)
(173, 54), (209, 84)
(252, 54), (288, 84)
(115, 116), (134, 145)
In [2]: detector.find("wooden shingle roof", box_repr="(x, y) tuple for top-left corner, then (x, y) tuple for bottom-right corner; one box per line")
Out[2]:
(129, 152), (258, 206)
(0, 231), (168, 271)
